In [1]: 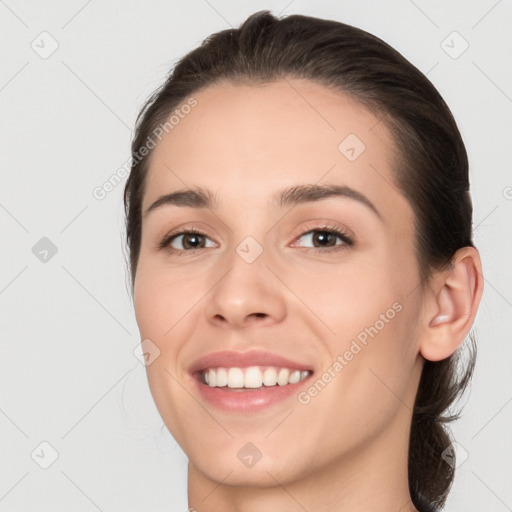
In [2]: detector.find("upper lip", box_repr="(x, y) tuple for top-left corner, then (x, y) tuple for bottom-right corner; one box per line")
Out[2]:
(189, 350), (314, 374)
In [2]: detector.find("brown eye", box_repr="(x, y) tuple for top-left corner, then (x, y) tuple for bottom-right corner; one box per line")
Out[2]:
(310, 231), (339, 247)
(171, 233), (206, 250)
(294, 228), (354, 251)
(158, 228), (216, 254)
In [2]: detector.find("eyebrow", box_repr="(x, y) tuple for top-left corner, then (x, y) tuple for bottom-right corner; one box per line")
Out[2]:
(143, 183), (382, 221)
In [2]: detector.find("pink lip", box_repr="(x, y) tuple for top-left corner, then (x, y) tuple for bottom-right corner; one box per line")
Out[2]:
(189, 350), (312, 374)
(188, 350), (314, 413)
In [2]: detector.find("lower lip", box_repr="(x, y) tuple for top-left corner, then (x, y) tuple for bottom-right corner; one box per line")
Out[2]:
(192, 374), (312, 413)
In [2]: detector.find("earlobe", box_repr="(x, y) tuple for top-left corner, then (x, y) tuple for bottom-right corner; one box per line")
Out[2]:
(419, 247), (484, 362)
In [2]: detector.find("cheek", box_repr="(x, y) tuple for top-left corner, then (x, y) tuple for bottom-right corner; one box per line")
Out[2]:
(336, 287), (420, 416)
(292, 250), (419, 411)
(282, 255), (399, 348)
(298, 297), (420, 452)
(133, 267), (199, 448)
(134, 260), (197, 340)
(133, 280), (167, 340)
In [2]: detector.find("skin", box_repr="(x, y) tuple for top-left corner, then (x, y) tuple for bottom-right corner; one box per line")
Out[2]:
(132, 79), (483, 512)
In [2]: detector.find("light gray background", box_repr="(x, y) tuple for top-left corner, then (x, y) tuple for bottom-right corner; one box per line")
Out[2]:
(0, 1), (511, 511)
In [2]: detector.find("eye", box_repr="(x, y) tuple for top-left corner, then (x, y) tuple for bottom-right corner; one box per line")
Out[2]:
(291, 225), (354, 253)
(157, 227), (216, 255)
(157, 224), (354, 256)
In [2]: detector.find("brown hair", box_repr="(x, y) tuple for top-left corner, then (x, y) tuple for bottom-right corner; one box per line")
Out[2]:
(123, 10), (477, 511)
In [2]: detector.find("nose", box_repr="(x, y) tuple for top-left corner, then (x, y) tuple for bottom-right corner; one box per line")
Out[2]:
(204, 247), (287, 329)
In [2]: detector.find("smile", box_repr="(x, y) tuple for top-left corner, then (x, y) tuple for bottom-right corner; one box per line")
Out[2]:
(201, 366), (312, 388)
(189, 350), (315, 412)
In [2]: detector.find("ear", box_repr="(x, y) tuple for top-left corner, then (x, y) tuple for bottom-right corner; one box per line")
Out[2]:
(419, 246), (484, 362)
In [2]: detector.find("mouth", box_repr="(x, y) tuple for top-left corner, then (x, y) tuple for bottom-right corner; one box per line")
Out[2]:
(198, 366), (313, 389)
(189, 350), (315, 412)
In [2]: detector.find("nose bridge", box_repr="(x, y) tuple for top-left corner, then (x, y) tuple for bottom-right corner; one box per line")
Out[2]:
(204, 231), (287, 328)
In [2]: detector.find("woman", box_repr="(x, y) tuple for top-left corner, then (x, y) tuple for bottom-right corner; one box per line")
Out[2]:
(123, 11), (483, 512)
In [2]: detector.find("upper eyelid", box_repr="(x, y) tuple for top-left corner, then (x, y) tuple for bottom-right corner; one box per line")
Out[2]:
(164, 224), (350, 240)
(291, 221), (354, 240)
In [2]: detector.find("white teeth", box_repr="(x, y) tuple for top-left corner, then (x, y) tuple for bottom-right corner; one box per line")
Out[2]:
(208, 368), (216, 387)
(202, 366), (311, 389)
(262, 367), (277, 386)
(227, 367), (244, 388)
(216, 367), (228, 387)
(244, 366), (263, 388)
(288, 370), (301, 384)
(277, 368), (289, 386)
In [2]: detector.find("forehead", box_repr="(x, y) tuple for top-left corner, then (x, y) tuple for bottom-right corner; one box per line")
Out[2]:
(142, 78), (411, 225)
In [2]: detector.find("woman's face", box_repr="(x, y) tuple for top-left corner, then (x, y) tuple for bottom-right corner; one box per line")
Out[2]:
(133, 79), (426, 487)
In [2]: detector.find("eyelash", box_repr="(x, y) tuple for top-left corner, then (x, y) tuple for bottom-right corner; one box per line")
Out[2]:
(157, 224), (354, 257)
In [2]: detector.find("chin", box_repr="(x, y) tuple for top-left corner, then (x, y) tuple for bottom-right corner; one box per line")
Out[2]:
(190, 454), (307, 488)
